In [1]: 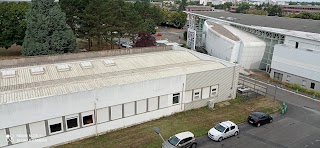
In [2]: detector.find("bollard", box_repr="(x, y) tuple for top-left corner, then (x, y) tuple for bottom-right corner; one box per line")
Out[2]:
(281, 102), (287, 114)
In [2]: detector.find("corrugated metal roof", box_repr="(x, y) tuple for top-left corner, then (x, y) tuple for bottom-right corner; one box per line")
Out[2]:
(0, 50), (226, 104)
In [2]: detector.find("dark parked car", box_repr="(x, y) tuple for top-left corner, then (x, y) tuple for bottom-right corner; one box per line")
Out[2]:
(247, 112), (273, 127)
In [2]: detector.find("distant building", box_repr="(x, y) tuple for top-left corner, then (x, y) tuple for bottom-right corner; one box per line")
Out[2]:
(185, 5), (213, 11)
(186, 11), (320, 91)
(229, 6), (238, 12)
(280, 5), (320, 13)
(150, 2), (162, 8)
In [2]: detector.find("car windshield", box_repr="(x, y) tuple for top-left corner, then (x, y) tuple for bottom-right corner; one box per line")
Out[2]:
(168, 136), (180, 146)
(214, 124), (226, 133)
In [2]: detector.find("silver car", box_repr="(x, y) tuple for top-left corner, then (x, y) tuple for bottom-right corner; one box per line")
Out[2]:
(162, 131), (197, 148)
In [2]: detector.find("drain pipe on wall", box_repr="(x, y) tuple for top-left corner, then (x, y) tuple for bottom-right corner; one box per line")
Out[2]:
(181, 83), (185, 111)
(94, 99), (98, 136)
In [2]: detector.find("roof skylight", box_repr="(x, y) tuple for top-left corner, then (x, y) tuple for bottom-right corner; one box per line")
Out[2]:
(80, 61), (93, 69)
(56, 64), (70, 72)
(30, 67), (45, 75)
(103, 59), (115, 66)
(1, 69), (16, 78)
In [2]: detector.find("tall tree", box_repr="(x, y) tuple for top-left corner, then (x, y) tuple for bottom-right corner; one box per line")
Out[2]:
(59, 0), (89, 33)
(22, 0), (76, 56)
(178, 0), (187, 12)
(0, 2), (29, 49)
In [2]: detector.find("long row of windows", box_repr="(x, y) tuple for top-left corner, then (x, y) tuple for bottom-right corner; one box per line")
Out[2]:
(0, 93), (182, 146)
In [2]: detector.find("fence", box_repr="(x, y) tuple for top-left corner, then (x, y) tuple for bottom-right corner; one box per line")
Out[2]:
(238, 78), (267, 98)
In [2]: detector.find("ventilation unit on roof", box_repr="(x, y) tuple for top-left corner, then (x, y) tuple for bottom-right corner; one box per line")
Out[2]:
(103, 59), (115, 66)
(56, 64), (70, 72)
(80, 61), (93, 69)
(1, 69), (16, 78)
(30, 67), (45, 75)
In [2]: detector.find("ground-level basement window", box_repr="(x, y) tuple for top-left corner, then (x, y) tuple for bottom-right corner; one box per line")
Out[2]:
(193, 91), (200, 100)
(50, 123), (62, 134)
(66, 117), (78, 129)
(83, 115), (94, 125)
(210, 85), (219, 97)
(172, 93), (180, 104)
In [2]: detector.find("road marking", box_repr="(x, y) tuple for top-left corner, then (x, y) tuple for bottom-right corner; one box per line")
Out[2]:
(240, 76), (320, 103)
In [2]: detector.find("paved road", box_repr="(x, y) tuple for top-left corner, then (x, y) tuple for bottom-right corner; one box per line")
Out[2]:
(197, 76), (320, 148)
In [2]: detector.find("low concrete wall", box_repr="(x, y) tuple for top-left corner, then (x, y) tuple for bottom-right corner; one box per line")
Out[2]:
(0, 46), (171, 68)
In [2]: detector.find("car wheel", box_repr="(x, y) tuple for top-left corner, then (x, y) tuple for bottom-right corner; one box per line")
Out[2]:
(191, 143), (197, 148)
(218, 137), (223, 142)
(257, 123), (261, 127)
(234, 131), (238, 136)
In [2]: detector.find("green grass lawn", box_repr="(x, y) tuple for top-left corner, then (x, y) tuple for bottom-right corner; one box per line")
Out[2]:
(57, 97), (281, 148)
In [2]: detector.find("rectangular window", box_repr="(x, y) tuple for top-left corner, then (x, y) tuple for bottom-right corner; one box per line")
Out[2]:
(194, 92), (200, 100)
(83, 115), (94, 125)
(66, 117), (78, 129)
(274, 72), (283, 81)
(311, 82), (315, 89)
(173, 93), (180, 104)
(49, 123), (62, 133)
(210, 85), (219, 97)
(286, 75), (291, 82)
(302, 80), (306, 86)
(295, 42), (299, 48)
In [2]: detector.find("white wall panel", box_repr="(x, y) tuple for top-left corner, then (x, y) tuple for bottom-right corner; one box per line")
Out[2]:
(97, 107), (109, 123)
(159, 95), (168, 108)
(202, 87), (210, 99)
(183, 90), (193, 103)
(10, 125), (28, 144)
(29, 121), (46, 139)
(272, 44), (320, 82)
(136, 99), (147, 114)
(111, 105), (123, 120)
(124, 102), (135, 117)
(148, 97), (158, 111)
(0, 129), (7, 147)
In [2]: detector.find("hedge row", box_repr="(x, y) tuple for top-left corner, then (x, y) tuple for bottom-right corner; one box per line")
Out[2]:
(286, 83), (320, 98)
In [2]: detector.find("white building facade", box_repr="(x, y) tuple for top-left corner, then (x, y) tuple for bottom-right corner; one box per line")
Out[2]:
(0, 47), (239, 147)
(270, 35), (320, 91)
(203, 21), (266, 69)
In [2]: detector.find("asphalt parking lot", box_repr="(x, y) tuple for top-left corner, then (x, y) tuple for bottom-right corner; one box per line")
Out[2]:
(197, 104), (320, 148)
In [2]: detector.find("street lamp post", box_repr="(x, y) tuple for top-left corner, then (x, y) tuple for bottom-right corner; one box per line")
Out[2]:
(153, 127), (165, 142)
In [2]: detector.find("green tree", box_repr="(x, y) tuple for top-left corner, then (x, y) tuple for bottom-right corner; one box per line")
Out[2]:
(178, 0), (186, 11)
(59, 0), (89, 33)
(223, 2), (232, 10)
(267, 5), (282, 16)
(22, 0), (76, 56)
(236, 2), (250, 13)
(0, 2), (29, 49)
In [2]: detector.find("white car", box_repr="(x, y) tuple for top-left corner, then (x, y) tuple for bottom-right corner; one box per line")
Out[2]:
(237, 86), (251, 93)
(208, 121), (239, 142)
(162, 131), (197, 148)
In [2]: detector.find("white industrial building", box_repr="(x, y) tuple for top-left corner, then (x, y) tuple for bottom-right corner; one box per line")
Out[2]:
(270, 33), (320, 92)
(185, 11), (320, 91)
(203, 21), (266, 69)
(0, 47), (239, 147)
